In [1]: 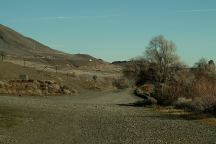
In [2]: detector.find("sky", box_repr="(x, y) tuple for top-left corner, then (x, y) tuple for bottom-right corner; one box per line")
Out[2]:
(0, 0), (216, 65)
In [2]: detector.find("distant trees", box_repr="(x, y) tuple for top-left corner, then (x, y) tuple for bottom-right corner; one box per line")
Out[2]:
(123, 59), (148, 84)
(123, 35), (184, 86)
(145, 35), (182, 83)
(195, 58), (215, 72)
(123, 35), (216, 112)
(209, 60), (216, 72)
(195, 58), (208, 70)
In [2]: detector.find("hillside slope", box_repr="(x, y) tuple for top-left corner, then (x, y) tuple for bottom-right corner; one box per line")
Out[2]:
(0, 24), (103, 68)
(0, 24), (61, 56)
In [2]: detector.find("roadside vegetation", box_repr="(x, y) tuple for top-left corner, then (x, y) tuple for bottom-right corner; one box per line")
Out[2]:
(123, 35), (216, 115)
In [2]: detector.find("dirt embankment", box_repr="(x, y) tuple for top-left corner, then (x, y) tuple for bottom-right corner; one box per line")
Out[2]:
(0, 61), (121, 95)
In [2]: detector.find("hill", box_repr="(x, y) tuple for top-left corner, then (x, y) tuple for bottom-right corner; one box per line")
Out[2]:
(0, 24), (121, 94)
(0, 24), (104, 68)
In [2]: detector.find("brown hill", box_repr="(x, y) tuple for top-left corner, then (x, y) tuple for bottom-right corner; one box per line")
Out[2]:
(0, 61), (116, 94)
(0, 24), (103, 68)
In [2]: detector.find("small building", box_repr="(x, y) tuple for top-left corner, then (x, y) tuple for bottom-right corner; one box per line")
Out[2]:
(19, 74), (29, 81)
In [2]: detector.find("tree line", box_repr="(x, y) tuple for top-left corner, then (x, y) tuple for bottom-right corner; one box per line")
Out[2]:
(123, 35), (216, 114)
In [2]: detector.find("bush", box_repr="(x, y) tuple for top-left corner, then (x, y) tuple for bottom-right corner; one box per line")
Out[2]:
(174, 97), (192, 109)
(134, 84), (155, 97)
(112, 78), (129, 89)
(122, 39), (216, 115)
(171, 73), (216, 114)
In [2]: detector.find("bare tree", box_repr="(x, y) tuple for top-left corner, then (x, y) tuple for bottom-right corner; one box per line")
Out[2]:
(195, 58), (208, 70)
(145, 35), (181, 83)
(122, 58), (150, 86)
(195, 58), (216, 72)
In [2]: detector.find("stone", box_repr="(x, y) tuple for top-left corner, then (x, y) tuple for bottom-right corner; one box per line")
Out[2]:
(63, 89), (71, 95)
(0, 81), (5, 87)
(0, 88), (7, 94)
(134, 84), (155, 98)
(34, 89), (43, 96)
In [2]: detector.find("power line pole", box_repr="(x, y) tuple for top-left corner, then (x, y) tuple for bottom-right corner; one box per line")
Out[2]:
(23, 58), (26, 67)
(55, 65), (58, 73)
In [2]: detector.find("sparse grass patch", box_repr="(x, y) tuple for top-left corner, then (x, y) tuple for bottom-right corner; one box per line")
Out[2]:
(154, 106), (216, 126)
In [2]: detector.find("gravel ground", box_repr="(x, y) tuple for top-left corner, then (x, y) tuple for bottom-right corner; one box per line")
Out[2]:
(0, 90), (216, 144)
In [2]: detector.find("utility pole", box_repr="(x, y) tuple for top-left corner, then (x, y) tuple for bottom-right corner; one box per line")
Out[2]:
(41, 66), (47, 80)
(0, 51), (5, 62)
(23, 58), (26, 67)
(67, 72), (69, 80)
(55, 65), (58, 73)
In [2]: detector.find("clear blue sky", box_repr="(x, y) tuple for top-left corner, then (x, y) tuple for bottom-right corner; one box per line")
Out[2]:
(0, 0), (216, 65)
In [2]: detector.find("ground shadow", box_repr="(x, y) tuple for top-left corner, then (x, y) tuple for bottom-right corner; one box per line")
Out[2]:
(117, 101), (216, 122)
(117, 100), (152, 107)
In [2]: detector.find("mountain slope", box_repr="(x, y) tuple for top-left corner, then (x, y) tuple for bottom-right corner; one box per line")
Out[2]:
(0, 24), (61, 56)
(0, 24), (102, 67)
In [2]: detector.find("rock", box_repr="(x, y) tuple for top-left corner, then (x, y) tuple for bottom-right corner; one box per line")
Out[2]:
(27, 90), (34, 95)
(63, 89), (71, 95)
(0, 88), (8, 94)
(0, 79), (77, 96)
(48, 84), (61, 93)
(33, 80), (40, 86)
(40, 84), (48, 90)
(31, 83), (38, 89)
(70, 88), (78, 94)
(3, 83), (11, 88)
(134, 84), (155, 98)
(134, 88), (150, 98)
(45, 80), (56, 84)
(0, 81), (5, 87)
(135, 85), (157, 105)
(51, 84), (60, 90)
(34, 89), (43, 96)
(8, 89), (18, 95)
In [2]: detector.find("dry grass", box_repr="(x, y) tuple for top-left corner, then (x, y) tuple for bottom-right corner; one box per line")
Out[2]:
(155, 106), (216, 126)
(199, 118), (216, 126)
(0, 61), (118, 95)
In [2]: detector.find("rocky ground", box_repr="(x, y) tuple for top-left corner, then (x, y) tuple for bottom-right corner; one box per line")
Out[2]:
(0, 90), (216, 144)
(0, 80), (76, 96)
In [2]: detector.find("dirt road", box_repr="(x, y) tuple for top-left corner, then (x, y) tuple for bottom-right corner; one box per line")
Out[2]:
(0, 90), (216, 144)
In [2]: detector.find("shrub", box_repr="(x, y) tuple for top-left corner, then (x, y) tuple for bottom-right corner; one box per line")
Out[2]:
(92, 75), (97, 81)
(174, 97), (192, 109)
(134, 84), (155, 97)
(170, 73), (216, 114)
(112, 78), (129, 89)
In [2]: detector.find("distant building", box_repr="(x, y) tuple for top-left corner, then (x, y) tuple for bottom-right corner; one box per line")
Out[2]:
(19, 74), (29, 81)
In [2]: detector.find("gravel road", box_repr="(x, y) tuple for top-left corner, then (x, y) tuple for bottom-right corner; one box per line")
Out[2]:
(0, 90), (216, 144)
